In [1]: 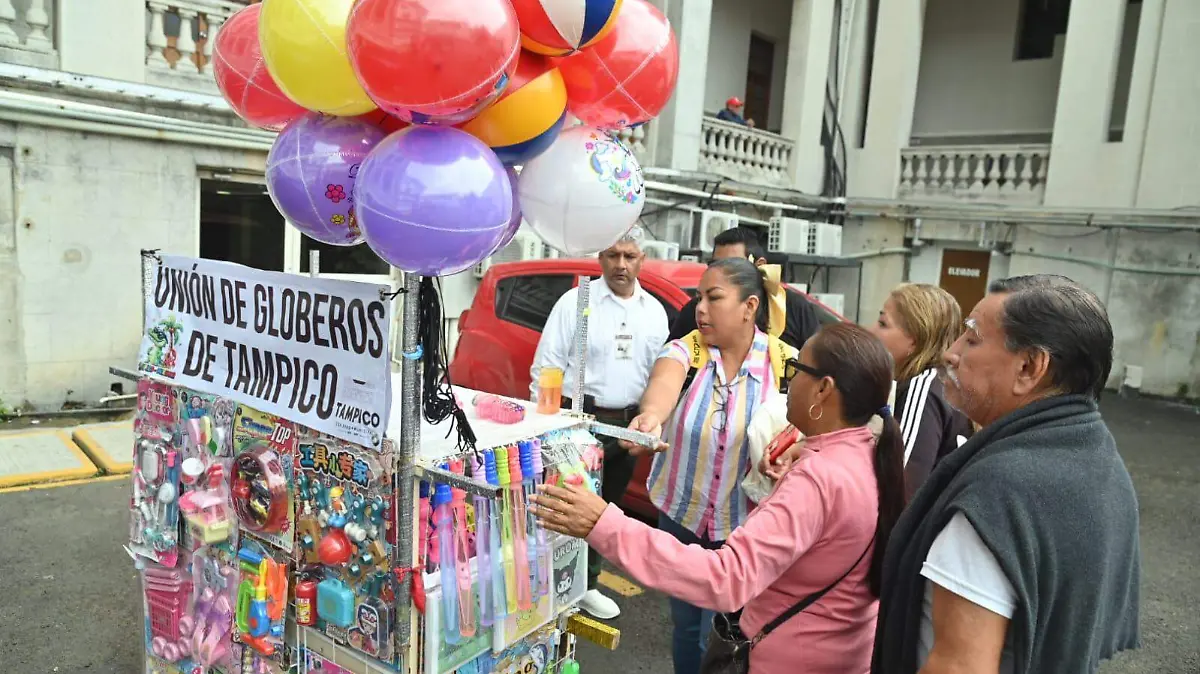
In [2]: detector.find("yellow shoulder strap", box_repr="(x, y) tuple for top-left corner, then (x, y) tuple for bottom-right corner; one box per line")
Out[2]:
(767, 336), (798, 390)
(680, 330), (710, 372)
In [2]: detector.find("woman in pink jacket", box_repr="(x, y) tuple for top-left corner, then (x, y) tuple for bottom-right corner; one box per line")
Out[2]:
(532, 323), (906, 673)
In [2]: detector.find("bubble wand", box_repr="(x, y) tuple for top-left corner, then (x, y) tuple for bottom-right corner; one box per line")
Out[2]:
(449, 460), (476, 638)
(471, 454), (495, 627)
(507, 445), (533, 611)
(483, 450), (508, 621)
(494, 446), (519, 614)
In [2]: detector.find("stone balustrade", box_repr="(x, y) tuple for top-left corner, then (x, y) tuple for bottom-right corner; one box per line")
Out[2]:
(0, 0), (55, 68)
(146, 0), (249, 93)
(899, 144), (1051, 204)
(698, 116), (794, 188)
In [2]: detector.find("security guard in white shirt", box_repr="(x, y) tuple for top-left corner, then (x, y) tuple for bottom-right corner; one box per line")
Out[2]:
(530, 228), (669, 620)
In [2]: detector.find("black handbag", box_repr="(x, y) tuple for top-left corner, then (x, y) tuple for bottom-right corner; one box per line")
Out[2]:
(698, 541), (872, 674)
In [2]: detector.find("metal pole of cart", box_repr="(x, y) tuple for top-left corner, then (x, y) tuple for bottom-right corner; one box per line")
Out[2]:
(394, 271), (421, 656)
(571, 276), (590, 413)
(140, 249), (158, 327)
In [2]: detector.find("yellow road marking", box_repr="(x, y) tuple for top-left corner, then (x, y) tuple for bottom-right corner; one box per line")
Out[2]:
(598, 569), (644, 597)
(0, 473), (127, 494)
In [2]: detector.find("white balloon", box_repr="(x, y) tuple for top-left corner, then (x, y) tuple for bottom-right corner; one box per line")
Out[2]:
(518, 125), (645, 256)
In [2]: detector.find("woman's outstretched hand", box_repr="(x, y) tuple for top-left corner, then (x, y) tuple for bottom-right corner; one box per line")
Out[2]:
(758, 440), (816, 480)
(619, 412), (668, 456)
(530, 483), (608, 539)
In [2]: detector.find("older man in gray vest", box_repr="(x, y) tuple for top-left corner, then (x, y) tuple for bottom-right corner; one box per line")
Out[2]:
(873, 275), (1140, 674)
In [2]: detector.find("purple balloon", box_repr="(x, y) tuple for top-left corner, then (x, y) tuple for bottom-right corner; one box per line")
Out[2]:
(266, 113), (386, 246)
(355, 126), (513, 276)
(488, 167), (523, 254)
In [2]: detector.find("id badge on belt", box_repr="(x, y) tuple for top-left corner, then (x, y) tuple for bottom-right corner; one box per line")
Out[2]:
(615, 333), (634, 360)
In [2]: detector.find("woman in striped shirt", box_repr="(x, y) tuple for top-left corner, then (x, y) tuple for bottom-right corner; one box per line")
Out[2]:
(618, 257), (796, 674)
(868, 283), (973, 498)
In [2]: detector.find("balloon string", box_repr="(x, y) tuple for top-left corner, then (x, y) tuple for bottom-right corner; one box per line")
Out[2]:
(418, 276), (477, 453)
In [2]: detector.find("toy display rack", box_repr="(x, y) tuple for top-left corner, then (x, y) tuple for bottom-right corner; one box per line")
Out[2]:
(120, 256), (643, 673)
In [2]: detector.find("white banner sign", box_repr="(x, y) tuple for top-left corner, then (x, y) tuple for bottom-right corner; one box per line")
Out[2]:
(138, 255), (393, 447)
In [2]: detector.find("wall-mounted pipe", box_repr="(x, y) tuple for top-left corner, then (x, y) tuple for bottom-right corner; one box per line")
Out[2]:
(1014, 250), (1200, 277)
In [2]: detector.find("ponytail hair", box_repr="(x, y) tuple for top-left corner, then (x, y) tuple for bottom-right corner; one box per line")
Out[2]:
(707, 257), (771, 333)
(808, 323), (907, 598)
(868, 408), (905, 597)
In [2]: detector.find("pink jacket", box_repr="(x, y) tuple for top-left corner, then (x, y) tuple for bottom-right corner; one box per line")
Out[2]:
(587, 426), (880, 674)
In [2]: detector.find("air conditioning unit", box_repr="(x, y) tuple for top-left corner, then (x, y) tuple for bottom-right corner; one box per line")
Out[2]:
(812, 293), (845, 315)
(680, 253), (701, 263)
(808, 221), (843, 257)
(642, 240), (680, 261)
(768, 217), (844, 257)
(691, 210), (739, 252)
(767, 216), (810, 254)
(473, 230), (544, 279)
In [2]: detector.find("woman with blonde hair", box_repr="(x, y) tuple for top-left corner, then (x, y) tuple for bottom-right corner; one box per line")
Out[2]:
(869, 283), (972, 498)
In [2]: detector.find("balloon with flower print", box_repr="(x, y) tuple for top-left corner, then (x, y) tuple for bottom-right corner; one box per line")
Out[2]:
(265, 113), (387, 246)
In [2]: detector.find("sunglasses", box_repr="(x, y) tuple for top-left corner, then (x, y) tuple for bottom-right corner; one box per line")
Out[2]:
(784, 358), (828, 382)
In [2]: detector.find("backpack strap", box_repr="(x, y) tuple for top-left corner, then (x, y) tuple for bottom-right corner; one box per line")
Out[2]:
(679, 331), (797, 394)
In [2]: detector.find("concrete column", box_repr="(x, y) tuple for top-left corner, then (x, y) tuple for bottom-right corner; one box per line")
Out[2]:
(851, 0), (927, 198)
(1042, 0), (1126, 206)
(651, 0), (713, 171)
(779, 0), (835, 193)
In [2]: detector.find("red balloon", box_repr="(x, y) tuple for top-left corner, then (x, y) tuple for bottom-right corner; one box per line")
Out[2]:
(211, 4), (306, 131)
(556, 0), (679, 130)
(346, 0), (521, 126)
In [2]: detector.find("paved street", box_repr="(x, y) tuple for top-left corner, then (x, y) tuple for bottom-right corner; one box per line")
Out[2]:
(1, 396), (1196, 673)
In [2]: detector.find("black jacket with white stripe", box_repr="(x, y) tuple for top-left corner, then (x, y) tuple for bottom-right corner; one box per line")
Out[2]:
(895, 368), (974, 500)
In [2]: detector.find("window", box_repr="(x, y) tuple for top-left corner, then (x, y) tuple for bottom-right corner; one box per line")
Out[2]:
(199, 179), (285, 271)
(300, 239), (389, 276)
(1015, 0), (1071, 61)
(495, 275), (575, 332)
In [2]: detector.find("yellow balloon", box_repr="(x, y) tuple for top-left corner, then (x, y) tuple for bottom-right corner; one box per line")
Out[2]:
(258, 0), (376, 116)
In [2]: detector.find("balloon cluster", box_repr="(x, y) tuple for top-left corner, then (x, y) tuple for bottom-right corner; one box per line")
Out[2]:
(212, 0), (679, 275)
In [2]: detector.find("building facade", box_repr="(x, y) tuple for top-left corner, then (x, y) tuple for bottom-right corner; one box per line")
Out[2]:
(0, 0), (1197, 411)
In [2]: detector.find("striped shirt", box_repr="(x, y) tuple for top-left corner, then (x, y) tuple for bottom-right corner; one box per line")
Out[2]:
(647, 329), (777, 541)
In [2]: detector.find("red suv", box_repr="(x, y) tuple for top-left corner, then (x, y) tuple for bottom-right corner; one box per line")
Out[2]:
(449, 258), (846, 518)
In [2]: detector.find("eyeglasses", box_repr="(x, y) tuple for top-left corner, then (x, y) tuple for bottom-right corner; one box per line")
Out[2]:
(784, 358), (828, 382)
(709, 375), (745, 433)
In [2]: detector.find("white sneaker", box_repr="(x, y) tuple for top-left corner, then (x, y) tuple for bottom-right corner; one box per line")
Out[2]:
(579, 588), (621, 619)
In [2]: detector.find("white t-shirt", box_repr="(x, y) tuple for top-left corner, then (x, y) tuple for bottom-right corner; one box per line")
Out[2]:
(917, 512), (1017, 673)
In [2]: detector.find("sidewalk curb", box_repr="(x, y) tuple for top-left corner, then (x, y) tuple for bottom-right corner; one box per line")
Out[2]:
(72, 422), (134, 475)
(0, 430), (100, 489)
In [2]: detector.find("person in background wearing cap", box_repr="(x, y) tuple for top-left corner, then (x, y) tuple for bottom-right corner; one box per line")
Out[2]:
(669, 226), (820, 353)
(717, 96), (755, 128)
